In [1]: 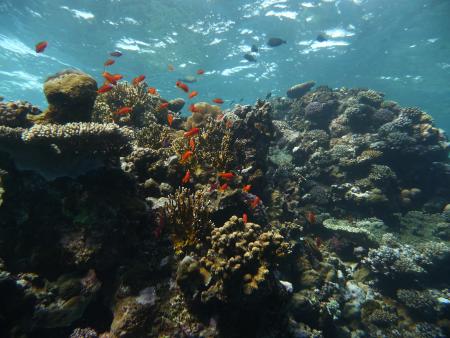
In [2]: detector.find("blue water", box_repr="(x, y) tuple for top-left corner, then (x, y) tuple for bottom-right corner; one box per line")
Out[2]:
(0, 0), (449, 132)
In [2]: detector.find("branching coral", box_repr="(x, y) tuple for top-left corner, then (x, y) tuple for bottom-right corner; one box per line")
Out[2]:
(92, 82), (160, 127)
(199, 215), (290, 303)
(165, 187), (213, 255)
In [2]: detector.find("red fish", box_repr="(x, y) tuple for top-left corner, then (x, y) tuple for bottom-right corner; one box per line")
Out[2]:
(176, 80), (189, 93)
(159, 102), (169, 110)
(181, 150), (193, 162)
(104, 59), (115, 67)
(196, 69), (205, 75)
(97, 84), (113, 94)
(315, 236), (322, 248)
(188, 91), (198, 99)
(132, 75), (145, 85)
(167, 113), (174, 126)
(182, 170), (190, 184)
(110, 51), (122, 57)
(243, 213), (248, 224)
(306, 211), (316, 224)
(115, 107), (132, 115)
(219, 183), (228, 191)
(102, 71), (117, 85)
(35, 41), (48, 53)
(113, 74), (123, 81)
(250, 196), (261, 209)
(189, 138), (195, 151)
(242, 184), (251, 192)
(189, 104), (199, 113)
(212, 98), (224, 104)
(216, 114), (224, 121)
(218, 172), (235, 180)
(148, 87), (157, 95)
(226, 120), (233, 129)
(184, 127), (200, 138)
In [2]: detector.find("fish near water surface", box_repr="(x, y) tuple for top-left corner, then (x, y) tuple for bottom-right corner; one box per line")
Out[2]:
(35, 41), (48, 53)
(267, 37), (286, 47)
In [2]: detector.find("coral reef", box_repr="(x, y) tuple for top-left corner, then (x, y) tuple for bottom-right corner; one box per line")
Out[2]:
(32, 70), (98, 124)
(1, 72), (449, 338)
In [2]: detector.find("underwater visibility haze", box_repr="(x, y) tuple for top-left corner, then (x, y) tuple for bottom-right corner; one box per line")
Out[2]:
(0, 0), (449, 337)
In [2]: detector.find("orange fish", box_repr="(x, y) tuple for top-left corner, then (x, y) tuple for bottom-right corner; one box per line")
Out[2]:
(133, 75), (145, 85)
(113, 74), (123, 81)
(182, 169), (190, 184)
(115, 107), (133, 115)
(188, 91), (198, 99)
(250, 196), (261, 209)
(148, 87), (157, 95)
(189, 138), (195, 151)
(218, 172), (235, 180)
(306, 211), (316, 224)
(102, 71), (117, 85)
(226, 120), (233, 129)
(212, 98), (224, 104)
(104, 59), (115, 67)
(189, 104), (199, 113)
(97, 84), (113, 94)
(219, 183), (228, 191)
(216, 114), (224, 121)
(242, 213), (248, 224)
(159, 102), (169, 110)
(176, 80), (189, 93)
(184, 127), (200, 138)
(35, 41), (48, 53)
(167, 64), (175, 72)
(181, 150), (193, 162)
(167, 113), (174, 126)
(242, 184), (251, 192)
(196, 69), (205, 75)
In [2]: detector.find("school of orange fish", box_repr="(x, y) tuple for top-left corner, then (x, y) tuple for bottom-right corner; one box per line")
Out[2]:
(34, 40), (315, 225)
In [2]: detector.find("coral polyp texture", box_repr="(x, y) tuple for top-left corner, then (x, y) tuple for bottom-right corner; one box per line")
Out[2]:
(0, 74), (449, 338)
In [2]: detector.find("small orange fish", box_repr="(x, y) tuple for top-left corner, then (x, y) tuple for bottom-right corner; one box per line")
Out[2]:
(216, 114), (224, 121)
(250, 196), (261, 209)
(212, 98), (224, 104)
(188, 91), (198, 99)
(102, 71), (117, 85)
(167, 113), (174, 126)
(196, 69), (205, 75)
(176, 80), (189, 93)
(242, 184), (251, 192)
(184, 127), (200, 138)
(132, 75), (145, 85)
(218, 172), (235, 180)
(242, 213), (248, 224)
(226, 120), (233, 129)
(219, 183), (228, 191)
(182, 169), (190, 184)
(148, 87), (157, 95)
(113, 74), (123, 81)
(168, 64), (175, 72)
(35, 41), (48, 53)
(189, 104), (199, 113)
(189, 138), (195, 151)
(306, 211), (316, 224)
(181, 150), (193, 162)
(97, 84), (113, 94)
(104, 59), (115, 67)
(159, 102), (169, 110)
(115, 107), (132, 115)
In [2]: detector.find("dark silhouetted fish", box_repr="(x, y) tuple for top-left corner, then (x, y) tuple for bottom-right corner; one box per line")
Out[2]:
(244, 53), (257, 62)
(265, 92), (272, 100)
(316, 33), (327, 42)
(267, 37), (286, 47)
(251, 44), (258, 52)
